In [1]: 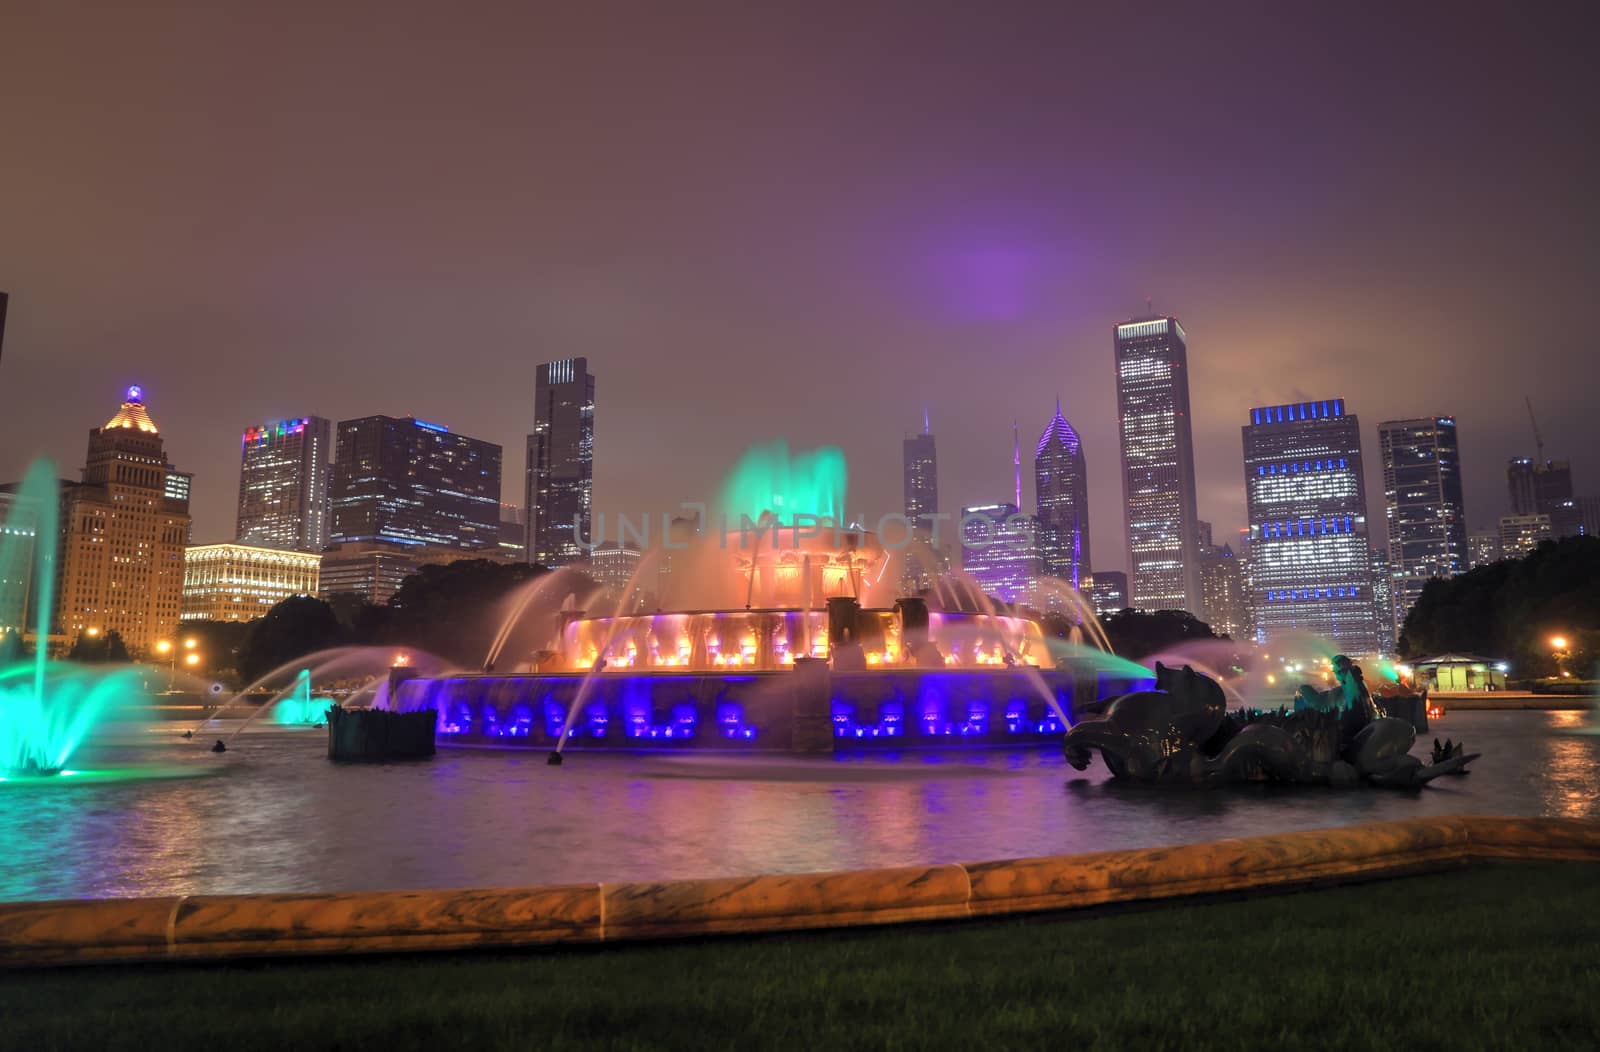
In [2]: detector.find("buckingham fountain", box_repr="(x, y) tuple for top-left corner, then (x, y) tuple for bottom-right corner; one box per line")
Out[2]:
(384, 442), (1153, 756)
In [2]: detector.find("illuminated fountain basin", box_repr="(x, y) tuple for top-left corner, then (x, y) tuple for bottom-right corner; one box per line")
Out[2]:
(398, 666), (1151, 752)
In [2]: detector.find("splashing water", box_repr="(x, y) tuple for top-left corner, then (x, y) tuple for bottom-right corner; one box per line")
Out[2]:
(719, 440), (848, 526)
(1, 462), (148, 775)
(268, 669), (337, 726)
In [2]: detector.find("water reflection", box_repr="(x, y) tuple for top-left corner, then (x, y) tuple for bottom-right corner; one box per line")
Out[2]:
(0, 711), (1594, 902)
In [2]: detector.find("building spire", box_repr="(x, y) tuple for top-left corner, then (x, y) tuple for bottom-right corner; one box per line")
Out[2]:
(923, 405), (930, 435)
(1012, 419), (1021, 509)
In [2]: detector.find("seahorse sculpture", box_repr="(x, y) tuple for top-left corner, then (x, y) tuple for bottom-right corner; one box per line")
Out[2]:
(1064, 657), (1478, 788)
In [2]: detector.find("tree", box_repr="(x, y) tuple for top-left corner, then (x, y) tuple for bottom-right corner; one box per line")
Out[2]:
(237, 596), (348, 684)
(1400, 536), (1600, 677)
(175, 620), (253, 685)
(67, 629), (131, 663)
(1098, 608), (1219, 660)
(382, 559), (574, 668)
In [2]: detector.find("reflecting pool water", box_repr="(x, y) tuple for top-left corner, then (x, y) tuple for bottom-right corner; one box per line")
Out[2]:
(0, 710), (1594, 902)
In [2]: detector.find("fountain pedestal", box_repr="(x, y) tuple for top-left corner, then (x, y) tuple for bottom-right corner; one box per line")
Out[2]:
(327, 705), (437, 762)
(791, 657), (832, 754)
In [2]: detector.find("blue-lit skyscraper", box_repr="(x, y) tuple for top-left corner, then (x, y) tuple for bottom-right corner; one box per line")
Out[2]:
(526, 358), (596, 567)
(330, 415), (502, 551)
(1114, 316), (1203, 614)
(1034, 400), (1091, 590)
(1243, 398), (1380, 655)
(1378, 416), (1467, 632)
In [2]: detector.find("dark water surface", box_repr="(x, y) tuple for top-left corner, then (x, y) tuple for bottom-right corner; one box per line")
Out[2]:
(2, 710), (1595, 902)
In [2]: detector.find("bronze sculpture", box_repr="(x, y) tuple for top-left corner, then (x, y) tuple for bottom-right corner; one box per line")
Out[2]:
(1064, 657), (1477, 787)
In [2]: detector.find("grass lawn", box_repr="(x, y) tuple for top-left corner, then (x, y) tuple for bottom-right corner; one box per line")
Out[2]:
(3, 863), (1598, 1051)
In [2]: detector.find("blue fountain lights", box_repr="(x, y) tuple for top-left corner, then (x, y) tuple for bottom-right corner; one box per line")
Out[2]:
(828, 697), (1065, 740)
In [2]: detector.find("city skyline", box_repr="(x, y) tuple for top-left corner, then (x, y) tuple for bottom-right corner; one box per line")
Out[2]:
(2, 6), (1597, 577)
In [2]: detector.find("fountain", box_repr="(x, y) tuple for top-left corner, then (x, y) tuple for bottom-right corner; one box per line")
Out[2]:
(0, 462), (157, 782)
(268, 669), (336, 726)
(393, 443), (1152, 755)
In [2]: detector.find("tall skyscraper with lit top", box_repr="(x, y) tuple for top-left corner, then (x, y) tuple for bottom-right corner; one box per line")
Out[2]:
(1114, 315), (1203, 614)
(1378, 416), (1467, 633)
(1243, 398), (1380, 654)
(1034, 399), (1091, 589)
(236, 416), (332, 553)
(526, 358), (595, 567)
(54, 386), (192, 655)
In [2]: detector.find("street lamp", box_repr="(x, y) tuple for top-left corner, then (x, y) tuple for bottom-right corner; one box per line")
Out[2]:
(155, 639), (176, 692)
(184, 652), (201, 669)
(1550, 635), (1572, 680)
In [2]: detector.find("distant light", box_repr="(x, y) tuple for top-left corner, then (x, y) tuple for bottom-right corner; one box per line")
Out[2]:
(1550, 635), (1569, 650)
(414, 420), (450, 433)
(125, 384), (144, 403)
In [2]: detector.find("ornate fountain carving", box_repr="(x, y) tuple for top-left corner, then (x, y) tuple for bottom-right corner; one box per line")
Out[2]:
(1064, 657), (1478, 788)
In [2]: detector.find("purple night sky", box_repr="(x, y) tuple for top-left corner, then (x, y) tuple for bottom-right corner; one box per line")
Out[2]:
(1, 3), (1596, 569)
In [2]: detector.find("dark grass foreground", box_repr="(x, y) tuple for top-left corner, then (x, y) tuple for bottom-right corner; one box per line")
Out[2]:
(3, 863), (1598, 1052)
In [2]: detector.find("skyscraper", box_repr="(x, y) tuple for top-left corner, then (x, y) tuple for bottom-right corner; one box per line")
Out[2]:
(526, 358), (596, 567)
(959, 503), (1040, 606)
(901, 412), (940, 591)
(1378, 416), (1468, 631)
(1034, 399), (1091, 590)
(1507, 458), (1581, 537)
(1243, 398), (1379, 654)
(330, 416), (501, 551)
(1499, 513), (1551, 557)
(1089, 570), (1128, 616)
(1369, 546), (1396, 656)
(236, 416), (332, 553)
(1114, 315), (1202, 614)
(1199, 542), (1249, 641)
(54, 385), (192, 655)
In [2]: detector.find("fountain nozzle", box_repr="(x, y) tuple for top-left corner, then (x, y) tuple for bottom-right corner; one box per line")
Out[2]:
(211, 740), (227, 753)
(546, 752), (564, 766)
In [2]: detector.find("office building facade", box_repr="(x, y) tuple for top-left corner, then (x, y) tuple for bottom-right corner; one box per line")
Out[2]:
(526, 358), (595, 567)
(317, 541), (425, 605)
(55, 386), (192, 655)
(1499, 514), (1552, 558)
(960, 503), (1040, 606)
(1243, 398), (1380, 654)
(1034, 400), (1091, 590)
(1199, 542), (1249, 641)
(1378, 417), (1468, 630)
(0, 490), (36, 640)
(237, 416), (332, 552)
(331, 416), (501, 551)
(1090, 570), (1129, 616)
(1113, 316), (1202, 614)
(182, 543), (321, 622)
(1468, 531), (1502, 569)
(901, 417), (941, 591)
